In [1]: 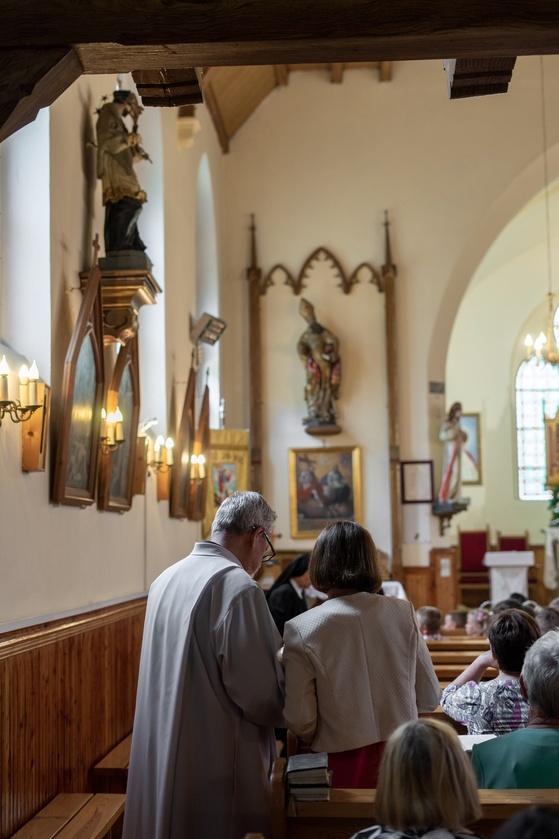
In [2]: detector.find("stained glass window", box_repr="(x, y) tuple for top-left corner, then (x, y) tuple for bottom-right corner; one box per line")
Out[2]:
(516, 355), (559, 499)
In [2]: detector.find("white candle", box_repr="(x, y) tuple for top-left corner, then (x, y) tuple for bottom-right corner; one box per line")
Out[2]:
(155, 435), (165, 464)
(198, 453), (206, 480)
(106, 412), (117, 446)
(114, 406), (124, 442)
(190, 453), (199, 479)
(28, 360), (39, 405)
(0, 355), (9, 401)
(19, 364), (29, 406)
(165, 437), (174, 466)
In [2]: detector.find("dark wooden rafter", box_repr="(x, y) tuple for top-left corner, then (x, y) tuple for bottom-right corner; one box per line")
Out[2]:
(132, 68), (203, 107)
(444, 57), (517, 99)
(274, 65), (289, 86)
(0, 48), (82, 143)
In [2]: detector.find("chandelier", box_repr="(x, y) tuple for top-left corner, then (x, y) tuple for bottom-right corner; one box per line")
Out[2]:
(525, 57), (559, 366)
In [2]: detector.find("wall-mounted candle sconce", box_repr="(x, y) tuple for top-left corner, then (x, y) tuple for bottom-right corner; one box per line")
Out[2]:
(100, 406), (124, 454)
(0, 354), (41, 426)
(148, 434), (174, 473)
(190, 452), (206, 481)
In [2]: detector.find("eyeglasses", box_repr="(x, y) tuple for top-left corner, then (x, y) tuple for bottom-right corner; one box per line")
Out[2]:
(262, 531), (276, 560)
(253, 526), (276, 560)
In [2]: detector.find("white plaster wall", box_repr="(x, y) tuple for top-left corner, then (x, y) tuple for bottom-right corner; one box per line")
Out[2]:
(220, 55), (559, 564)
(0, 76), (224, 627)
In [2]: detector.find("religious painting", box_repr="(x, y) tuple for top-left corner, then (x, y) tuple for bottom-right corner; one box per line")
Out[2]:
(98, 337), (140, 512)
(202, 429), (250, 537)
(52, 239), (105, 506)
(461, 413), (482, 485)
(289, 445), (362, 539)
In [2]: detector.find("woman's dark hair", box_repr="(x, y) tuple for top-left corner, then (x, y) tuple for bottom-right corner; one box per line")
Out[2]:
(310, 520), (382, 594)
(487, 608), (541, 674)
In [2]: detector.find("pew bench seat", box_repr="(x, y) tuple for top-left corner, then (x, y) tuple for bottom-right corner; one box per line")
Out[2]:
(270, 759), (559, 839)
(93, 734), (132, 794)
(284, 787), (559, 839)
(10, 793), (125, 839)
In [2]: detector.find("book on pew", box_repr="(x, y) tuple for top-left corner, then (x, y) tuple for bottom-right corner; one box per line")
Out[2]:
(285, 752), (332, 800)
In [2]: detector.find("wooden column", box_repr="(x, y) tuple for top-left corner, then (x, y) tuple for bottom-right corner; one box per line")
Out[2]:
(247, 215), (263, 492)
(382, 212), (403, 579)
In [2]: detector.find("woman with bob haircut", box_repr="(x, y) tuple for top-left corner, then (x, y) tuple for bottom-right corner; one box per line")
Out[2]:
(441, 608), (541, 734)
(350, 718), (482, 839)
(282, 521), (440, 787)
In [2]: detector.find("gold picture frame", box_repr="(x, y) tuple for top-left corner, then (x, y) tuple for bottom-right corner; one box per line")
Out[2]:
(202, 429), (250, 537)
(461, 412), (482, 485)
(289, 445), (362, 539)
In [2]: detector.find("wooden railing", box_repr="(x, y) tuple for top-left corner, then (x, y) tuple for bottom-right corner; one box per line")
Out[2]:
(0, 599), (146, 839)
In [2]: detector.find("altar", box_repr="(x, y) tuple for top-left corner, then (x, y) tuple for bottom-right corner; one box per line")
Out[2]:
(483, 551), (535, 603)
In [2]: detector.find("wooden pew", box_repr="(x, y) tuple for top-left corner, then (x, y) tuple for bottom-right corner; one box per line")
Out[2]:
(10, 793), (125, 839)
(427, 638), (489, 652)
(93, 734), (132, 794)
(434, 664), (498, 681)
(269, 761), (559, 839)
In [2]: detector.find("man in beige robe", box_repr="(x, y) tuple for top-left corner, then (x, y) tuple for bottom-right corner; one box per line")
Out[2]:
(123, 492), (285, 839)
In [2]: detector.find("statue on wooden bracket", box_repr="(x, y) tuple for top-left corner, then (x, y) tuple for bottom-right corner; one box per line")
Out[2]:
(96, 90), (150, 258)
(438, 401), (467, 503)
(297, 298), (341, 435)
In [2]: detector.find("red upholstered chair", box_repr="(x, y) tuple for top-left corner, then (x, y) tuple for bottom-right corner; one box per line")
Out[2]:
(457, 526), (491, 606)
(496, 531), (529, 552)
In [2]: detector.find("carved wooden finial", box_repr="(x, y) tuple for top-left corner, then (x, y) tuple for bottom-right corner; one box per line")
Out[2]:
(249, 214), (258, 271)
(382, 210), (397, 280)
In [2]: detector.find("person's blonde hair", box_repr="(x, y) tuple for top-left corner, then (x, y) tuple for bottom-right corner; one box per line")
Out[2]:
(375, 719), (481, 831)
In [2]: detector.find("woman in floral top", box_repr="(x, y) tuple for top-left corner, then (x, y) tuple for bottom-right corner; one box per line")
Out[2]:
(441, 609), (541, 735)
(350, 718), (482, 839)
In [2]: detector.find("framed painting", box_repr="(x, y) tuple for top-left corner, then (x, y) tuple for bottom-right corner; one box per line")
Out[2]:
(98, 336), (140, 512)
(461, 412), (482, 485)
(401, 460), (434, 503)
(170, 362), (196, 518)
(52, 237), (105, 506)
(289, 445), (362, 539)
(202, 428), (250, 537)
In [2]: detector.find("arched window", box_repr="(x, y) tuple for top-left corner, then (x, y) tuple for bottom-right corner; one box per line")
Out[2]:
(516, 355), (559, 499)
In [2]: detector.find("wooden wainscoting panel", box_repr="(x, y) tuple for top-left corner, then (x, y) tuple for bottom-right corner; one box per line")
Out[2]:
(0, 599), (146, 839)
(431, 546), (458, 615)
(402, 566), (434, 609)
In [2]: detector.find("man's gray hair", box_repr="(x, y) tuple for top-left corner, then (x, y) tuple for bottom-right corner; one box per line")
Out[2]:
(211, 491), (277, 536)
(521, 629), (559, 717)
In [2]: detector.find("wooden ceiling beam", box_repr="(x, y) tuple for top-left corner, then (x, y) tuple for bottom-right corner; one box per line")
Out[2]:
(4, 1), (559, 61)
(0, 48), (82, 143)
(201, 78), (229, 154)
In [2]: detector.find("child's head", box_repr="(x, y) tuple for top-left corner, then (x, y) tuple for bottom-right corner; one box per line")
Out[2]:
(375, 719), (481, 831)
(488, 608), (541, 674)
(466, 607), (489, 636)
(443, 609), (467, 630)
(416, 606), (442, 636)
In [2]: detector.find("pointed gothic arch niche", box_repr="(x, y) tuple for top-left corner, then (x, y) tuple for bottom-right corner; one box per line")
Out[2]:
(248, 218), (402, 574)
(195, 154), (221, 426)
(444, 174), (559, 541)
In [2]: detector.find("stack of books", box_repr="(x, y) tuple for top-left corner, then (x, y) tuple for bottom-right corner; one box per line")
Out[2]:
(285, 752), (332, 801)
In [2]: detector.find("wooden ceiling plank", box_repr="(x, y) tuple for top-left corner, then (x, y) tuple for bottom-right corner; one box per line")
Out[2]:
(0, 48), (82, 143)
(201, 80), (229, 153)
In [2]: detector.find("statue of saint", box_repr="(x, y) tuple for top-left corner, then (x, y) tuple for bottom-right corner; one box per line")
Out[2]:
(96, 90), (148, 253)
(438, 402), (467, 502)
(297, 298), (341, 430)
